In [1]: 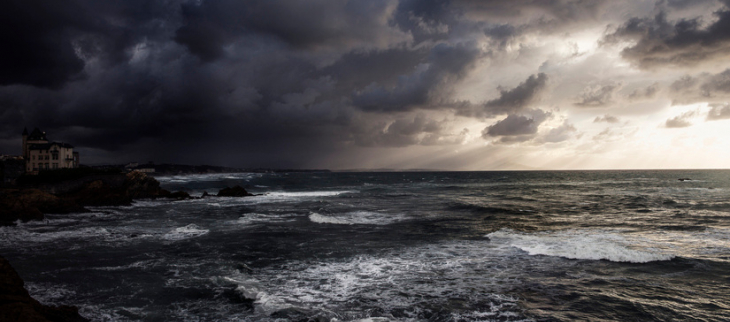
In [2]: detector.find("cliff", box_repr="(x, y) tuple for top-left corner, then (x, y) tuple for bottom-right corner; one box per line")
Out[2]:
(0, 255), (88, 322)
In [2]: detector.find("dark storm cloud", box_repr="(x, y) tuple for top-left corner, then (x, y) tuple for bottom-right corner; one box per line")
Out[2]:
(481, 109), (550, 143)
(606, 4), (730, 68)
(0, 0), (181, 88)
(0, 1), (86, 88)
(537, 121), (578, 143)
(700, 68), (730, 94)
(482, 73), (549, 115)
(662, 0), (718, 10)
(670, 75), (699, 92)
(5, 0), (699, 167)
(665, 110), (697, 128)
(668, 69), (730, 104)
(706, 103), (730, 120)
(3, 0), (460, 165)
(593, 114), (620, 123)
(575, 82), (622, 107)
(628, 83), (659, 100)
(352, 114), (467, 147)
(352, 42), (485, 112)
(174, 0), (411, 61)
(455, 0), (607, 21)
(454, 72), (549, 119)
(665, 117), (692, 128)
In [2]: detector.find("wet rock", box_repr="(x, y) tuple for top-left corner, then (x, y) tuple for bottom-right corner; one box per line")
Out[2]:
(0, 255), (88, 322)
(201, 191), (210, 198)
(63, 171), (171, 206)
(0, 189), (85, 226)
(167, 191), (191, 200)
(1, 171), (175, 224)
(235, 263), (254, 274)
(217, 186), (252, 197)
(64, 180), (131, 206)
(123, 171), (169, 199)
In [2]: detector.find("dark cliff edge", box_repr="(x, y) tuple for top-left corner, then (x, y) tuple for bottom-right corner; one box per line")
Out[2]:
(0, 255), (88, 322)
(0, 170), (174, 226)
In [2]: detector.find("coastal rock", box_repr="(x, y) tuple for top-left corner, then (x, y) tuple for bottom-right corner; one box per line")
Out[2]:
(63, 171), (171, 206)
(65, 180), (131, 206)
(2, 171), (173, 225)
(167, 191), (191, 200)
(0, 255), (88, 322)
(123, 171), (169, 199)
(217, 186), (252, 197)
(0, 189), (85, 226)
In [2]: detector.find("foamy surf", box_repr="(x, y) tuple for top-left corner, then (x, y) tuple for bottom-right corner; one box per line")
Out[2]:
(228, 213), (297, 226)
(155, 173), (260, 184)
(486, 229), (674, 263)
(223, 273), (293, 316)
(265, 191), (356, 198)
(162, 224), (209, 240)
(309, 211), (402, 225)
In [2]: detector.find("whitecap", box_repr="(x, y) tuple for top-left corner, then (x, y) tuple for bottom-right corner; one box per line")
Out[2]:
(223, 273), (293, 315)
(308, 211), (402, 225)
(229, 213), (296, 226)
(155, 173), (261, 184)
(162, 224), (209, 241)
(0, 226), (113, 244)
(486, 229), (674, 263)
(265, 191), (355, 198)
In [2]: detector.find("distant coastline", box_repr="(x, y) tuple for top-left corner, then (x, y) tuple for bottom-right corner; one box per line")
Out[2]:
(86, 162), (331, 176)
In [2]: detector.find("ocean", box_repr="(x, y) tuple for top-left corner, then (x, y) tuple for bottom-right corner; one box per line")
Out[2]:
(1, 170), (729, 321)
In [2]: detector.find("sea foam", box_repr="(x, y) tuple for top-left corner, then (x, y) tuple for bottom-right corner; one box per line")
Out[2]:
(486, 229), (674, 263)
(308, 211), (402, 225)
(162, 224), (209, 240)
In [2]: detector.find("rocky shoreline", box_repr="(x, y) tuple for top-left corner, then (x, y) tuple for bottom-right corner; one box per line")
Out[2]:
(0, 171), (178, 226)
(0, 171), (257, 321)
(0, 170), (256, 226)
(0, 255), (88, 322)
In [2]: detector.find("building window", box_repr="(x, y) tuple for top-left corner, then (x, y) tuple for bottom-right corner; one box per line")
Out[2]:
(45, 155), (49, 160)
(32, 155), (35, 160)
(52, 163), (58, 169)
(52, 153), (58, 160)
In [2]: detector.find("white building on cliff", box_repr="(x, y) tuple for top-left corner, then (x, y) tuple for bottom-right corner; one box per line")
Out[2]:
(22, 128), (79, 174)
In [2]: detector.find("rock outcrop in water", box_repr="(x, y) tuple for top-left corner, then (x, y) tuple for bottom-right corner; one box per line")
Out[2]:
(0, 255), (88, 322)
(0, 189), (87, 225)
(0, 171), (192, 225)
(61, 171), (172, 206)
(217, 186), (253, 197)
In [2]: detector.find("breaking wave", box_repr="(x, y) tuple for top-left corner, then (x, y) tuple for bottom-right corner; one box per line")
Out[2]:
(162, 224), (209, 241)
(486, 229), (675, 263)
(308, 211), (402, 225)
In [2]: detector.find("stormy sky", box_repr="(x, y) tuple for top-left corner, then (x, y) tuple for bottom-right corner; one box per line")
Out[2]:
(2, 0), (730, 169)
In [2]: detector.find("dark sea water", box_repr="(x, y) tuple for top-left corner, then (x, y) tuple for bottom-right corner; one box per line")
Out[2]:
(2, 170), (730, 321)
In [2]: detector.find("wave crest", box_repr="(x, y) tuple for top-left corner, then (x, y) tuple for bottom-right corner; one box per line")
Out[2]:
(486, 229), (674, 263)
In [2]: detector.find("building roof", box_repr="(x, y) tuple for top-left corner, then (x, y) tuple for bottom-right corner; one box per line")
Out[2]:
(28, 142), (74, 150)
(27, 128), (47, 141)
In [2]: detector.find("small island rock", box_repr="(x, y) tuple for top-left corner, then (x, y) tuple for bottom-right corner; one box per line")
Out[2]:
(167, 191), (191, 200)
(217, 186), (252, 197)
